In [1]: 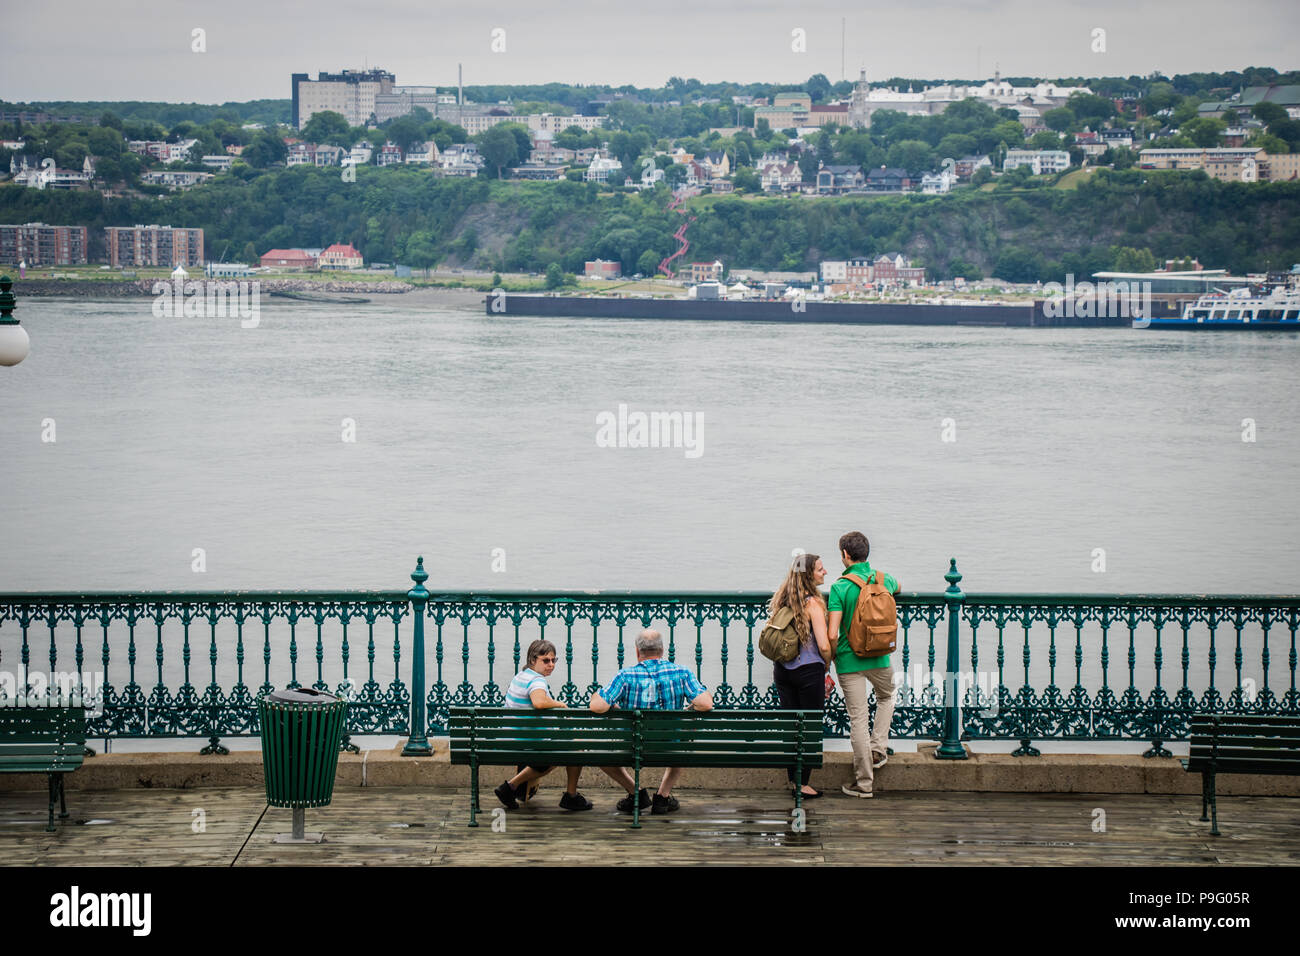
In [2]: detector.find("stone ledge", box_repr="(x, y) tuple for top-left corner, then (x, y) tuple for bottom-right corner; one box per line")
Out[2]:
(1, 742), (1297, 796)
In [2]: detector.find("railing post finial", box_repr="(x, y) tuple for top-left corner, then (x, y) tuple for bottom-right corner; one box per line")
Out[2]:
(936, 557), (969, 760)
(402, 555), (432, 756)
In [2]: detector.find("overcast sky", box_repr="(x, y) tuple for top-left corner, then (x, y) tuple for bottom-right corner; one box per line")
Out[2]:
(4, 0), (1298, 103)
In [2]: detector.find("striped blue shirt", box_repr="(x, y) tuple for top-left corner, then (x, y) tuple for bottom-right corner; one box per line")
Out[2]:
(600, 658), (707, 710)
(506, 668), (549, 709)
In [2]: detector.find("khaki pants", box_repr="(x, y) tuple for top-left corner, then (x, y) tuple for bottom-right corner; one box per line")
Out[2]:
(839, 667), (896, 792)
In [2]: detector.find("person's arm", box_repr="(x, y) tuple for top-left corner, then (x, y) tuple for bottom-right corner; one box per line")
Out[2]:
(529, 687), (567, 709)
(827, 610), (842, 659)
(807, 597), (832, 664)
(689, 689), (714, 712)
(588, 691), (610, 713)
(827, 582), (844, 663)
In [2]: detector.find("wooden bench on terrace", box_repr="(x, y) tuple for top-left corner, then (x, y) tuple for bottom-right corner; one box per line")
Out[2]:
(1182, 713), (1300, 836)
(449, 706), (823, 828)
(0, 704), (86, 831)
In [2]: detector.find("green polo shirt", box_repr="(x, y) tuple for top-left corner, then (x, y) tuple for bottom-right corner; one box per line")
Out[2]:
(828, 561), (900, 675)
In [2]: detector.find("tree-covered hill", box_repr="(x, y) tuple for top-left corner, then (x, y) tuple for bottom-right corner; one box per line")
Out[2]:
(2, 166), (1297, 280)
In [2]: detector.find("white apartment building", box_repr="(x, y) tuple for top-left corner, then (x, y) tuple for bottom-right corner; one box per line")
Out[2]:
(1003, 149), (1071, 175)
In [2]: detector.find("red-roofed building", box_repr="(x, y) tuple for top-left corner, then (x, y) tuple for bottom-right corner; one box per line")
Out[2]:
(260, 248), (318, 271)
(319, 243), (363, 270)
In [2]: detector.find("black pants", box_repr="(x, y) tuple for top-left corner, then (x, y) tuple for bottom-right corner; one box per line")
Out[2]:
(773, 661), (825, 786)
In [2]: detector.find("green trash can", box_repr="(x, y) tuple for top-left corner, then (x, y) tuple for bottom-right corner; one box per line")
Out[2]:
(257, 687), (347, 843)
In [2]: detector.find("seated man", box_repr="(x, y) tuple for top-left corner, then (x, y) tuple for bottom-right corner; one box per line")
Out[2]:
(589, 628), (713, 815)
(494, 639), (593, 812)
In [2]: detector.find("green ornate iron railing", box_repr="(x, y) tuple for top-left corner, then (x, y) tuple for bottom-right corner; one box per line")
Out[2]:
(1, 558), (1297, 758)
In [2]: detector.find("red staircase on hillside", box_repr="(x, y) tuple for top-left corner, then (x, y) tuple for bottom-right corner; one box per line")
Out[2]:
(658, 190), (697, 278)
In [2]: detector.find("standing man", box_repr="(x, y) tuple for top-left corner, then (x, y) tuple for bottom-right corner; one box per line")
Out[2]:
(589, 629), (713, 815)
(828, 531), (900, 799)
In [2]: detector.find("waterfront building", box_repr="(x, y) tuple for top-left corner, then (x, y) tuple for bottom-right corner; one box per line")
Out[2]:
(292, 68), (395, 129)
(318, 243), (363, 270)
(760, 162), (802, 191)
(585, 259), (622, 279)
(701, 151), (731, 179)
(1238, 84), (1300, 120)
(954, 154), (993, 180)
(105, 225), (204, 268)
(259, 249), (318, 271)
(374, 86), (446, 124)
(820, 260), (848, 283)
(843, 67), (1092, 129)
(8, 156), (94, 189)
(1101, 128), (1135, 149)
(126, 140), (199, 163)
(440, 144), (484, 177)
(403, 142), (440, 166)
(1138, 146), (1271, 181)
(205, 262), (255, 278)
(815, 164), (865, 194)
(865, 166), (913, 192)
(0, 222), (89, 266)
(686, 261), (724, 283)
(1003, 149), (1071, 175)
(585, 155), (622, 183)
(345, 144), (373, 167)
(919, 169), (957, 193)
(1262, 153), (1300, 182)
(142, 170), (214, 190)
(821, 254), (925, 290)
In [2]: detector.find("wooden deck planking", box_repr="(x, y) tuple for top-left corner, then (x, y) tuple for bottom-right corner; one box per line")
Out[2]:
(1, 787), (1296, 866)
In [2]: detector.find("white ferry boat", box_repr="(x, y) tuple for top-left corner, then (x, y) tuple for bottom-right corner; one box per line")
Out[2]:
(1147, 286), (1300, 328)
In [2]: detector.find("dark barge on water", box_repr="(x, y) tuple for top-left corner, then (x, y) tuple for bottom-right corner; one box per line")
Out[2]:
(483, 294), (1175, 327)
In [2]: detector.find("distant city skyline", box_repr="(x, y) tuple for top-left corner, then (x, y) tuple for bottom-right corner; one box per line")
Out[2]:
(2, 0), (1298, 104)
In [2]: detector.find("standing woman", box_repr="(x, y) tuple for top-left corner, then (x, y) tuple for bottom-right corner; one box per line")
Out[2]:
(770, 552), (832, 798)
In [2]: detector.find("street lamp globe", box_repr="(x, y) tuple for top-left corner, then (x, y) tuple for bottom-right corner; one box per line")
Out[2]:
(0, 276), (29, 367)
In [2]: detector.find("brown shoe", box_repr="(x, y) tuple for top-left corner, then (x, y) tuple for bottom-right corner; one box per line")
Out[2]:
(841, 783), (874, 799)
(872, 751), (888, 769)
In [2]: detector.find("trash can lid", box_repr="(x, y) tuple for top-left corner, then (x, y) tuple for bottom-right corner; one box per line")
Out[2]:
(265, 687), (339, 704)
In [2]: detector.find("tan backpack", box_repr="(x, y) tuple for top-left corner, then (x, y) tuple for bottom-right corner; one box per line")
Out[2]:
(840, 571), (897, 658)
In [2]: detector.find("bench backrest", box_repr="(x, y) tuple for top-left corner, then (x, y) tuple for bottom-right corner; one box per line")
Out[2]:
(1187, 714), (1300, 774)
(448, 707), (824, 769)
(0, 707), (87, 773)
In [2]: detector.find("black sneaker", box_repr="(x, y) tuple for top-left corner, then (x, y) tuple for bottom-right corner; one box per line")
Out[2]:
(559, 792), (593, 811)
(651, 792), (680, 815)
(616, 788), (652, 813)
(515, 781), (540, 804)
(494, 780), (519, 810)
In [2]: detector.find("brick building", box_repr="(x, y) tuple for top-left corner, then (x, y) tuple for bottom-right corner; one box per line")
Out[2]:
(0, 223), (89, 266)
(104, 225), (204, 267)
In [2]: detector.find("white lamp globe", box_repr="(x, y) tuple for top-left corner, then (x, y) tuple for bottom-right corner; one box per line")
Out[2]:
(0, 322), (29, 366)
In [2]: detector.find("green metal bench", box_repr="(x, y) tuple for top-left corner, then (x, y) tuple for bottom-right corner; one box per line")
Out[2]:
(448, 707), (824, 828)
(1182, 714), (1300, 836)
(0, 705), (87, 831)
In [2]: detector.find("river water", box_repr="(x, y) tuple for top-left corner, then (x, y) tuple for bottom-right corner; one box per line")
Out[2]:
(2, 294), (1299, 595)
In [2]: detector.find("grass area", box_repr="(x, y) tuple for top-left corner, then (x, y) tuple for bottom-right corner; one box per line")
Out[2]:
(1053, 168), (1100, 190)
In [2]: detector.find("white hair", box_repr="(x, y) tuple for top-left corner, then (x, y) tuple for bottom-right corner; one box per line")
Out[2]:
(635, 629), (664, 656)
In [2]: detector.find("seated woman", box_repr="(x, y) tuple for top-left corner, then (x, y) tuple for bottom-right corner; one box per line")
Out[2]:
(769, 552), (832, 798)
(494, 639), (592, 812)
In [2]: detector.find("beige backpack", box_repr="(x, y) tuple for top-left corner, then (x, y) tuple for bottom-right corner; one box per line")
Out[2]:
(840, 571), (897, 658)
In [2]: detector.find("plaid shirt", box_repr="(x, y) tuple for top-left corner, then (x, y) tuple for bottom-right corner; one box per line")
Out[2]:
(600, 658), (707, 710)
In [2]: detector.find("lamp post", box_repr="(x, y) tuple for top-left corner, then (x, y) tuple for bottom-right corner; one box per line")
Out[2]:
(0, 276), (30, 367)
